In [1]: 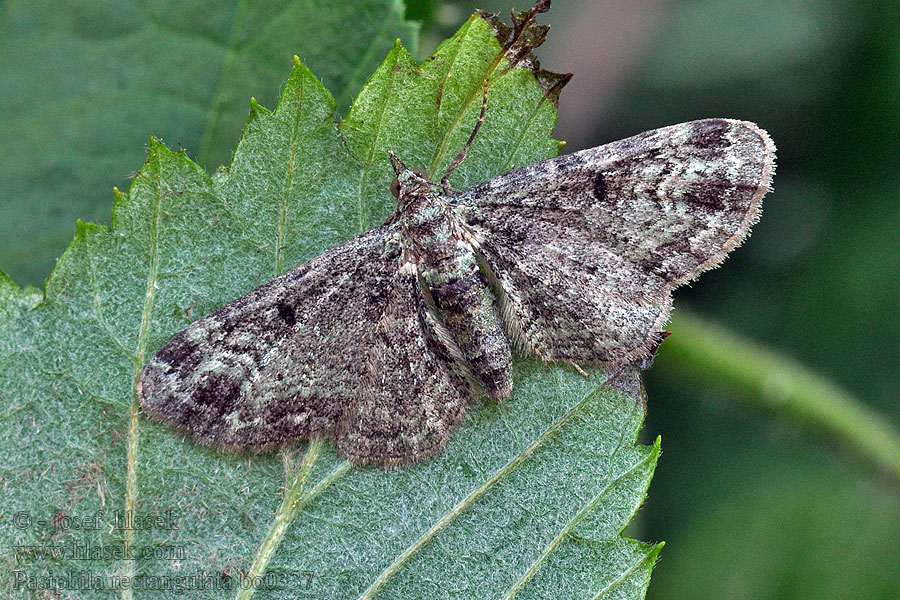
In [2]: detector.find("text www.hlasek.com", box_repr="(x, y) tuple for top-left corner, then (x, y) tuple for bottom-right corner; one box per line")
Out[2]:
(15, 540), (186, 561)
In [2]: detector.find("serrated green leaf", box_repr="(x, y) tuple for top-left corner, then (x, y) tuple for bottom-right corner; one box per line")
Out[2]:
(0, 0), (417, 287)
(0, 9), (660, 600)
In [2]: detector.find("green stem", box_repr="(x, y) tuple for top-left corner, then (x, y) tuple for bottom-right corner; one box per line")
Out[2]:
(235, 438), (324, 600)
(656, 311), (900, 481)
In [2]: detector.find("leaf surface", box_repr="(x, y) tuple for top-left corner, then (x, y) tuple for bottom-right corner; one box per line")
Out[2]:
(0, 9), (660, 599)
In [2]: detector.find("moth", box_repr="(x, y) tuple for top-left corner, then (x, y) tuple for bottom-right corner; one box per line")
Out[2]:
(138, 103), (775, 465)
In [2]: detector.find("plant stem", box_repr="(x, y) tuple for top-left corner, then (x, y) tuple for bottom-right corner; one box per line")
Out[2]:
(657, 310), (900, 481)
(235, 438), (324, 600)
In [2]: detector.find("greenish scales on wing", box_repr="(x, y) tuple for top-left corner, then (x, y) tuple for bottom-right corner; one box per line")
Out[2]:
(137, 1), (776, 466)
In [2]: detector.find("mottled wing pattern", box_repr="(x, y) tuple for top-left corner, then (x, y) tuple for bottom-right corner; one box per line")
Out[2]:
(336, 263), (472, 465)
(139, 225), (470, 464)
(454, 119), (775, 365)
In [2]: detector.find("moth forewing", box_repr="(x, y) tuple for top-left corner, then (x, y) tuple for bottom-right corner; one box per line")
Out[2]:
(140, 110), (774, 466)
(453, 118), (774, 368)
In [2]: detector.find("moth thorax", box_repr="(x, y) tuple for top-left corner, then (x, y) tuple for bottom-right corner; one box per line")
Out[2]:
(401, 194), (453, 241)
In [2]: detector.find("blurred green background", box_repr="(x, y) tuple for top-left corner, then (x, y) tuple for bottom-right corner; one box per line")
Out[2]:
(2, 0), (898, 598)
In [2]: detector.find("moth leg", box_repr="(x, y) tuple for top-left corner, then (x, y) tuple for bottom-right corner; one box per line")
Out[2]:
(568, 361), (589, 378)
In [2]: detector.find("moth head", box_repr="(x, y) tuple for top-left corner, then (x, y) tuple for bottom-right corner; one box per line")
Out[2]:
(388, 151), (432, 201)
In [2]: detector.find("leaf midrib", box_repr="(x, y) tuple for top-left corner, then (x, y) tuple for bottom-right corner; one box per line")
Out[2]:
(356, 375), (612, 600)
(123, 150), (166, 600)
(275, 75), (304, 277)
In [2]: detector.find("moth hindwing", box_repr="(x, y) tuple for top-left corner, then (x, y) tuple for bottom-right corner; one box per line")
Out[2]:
(139, 116), (774, 466)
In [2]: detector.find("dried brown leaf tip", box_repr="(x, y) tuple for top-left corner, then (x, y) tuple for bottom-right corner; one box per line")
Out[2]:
(478, 0), (571, 105)
(139, 2), (775, 467)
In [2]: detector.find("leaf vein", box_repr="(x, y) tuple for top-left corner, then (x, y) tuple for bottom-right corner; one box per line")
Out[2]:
(85, 239), (133, 360)
(356, 378), (609, 600)
(121, 153), (166, 600)
(276, 75), (303, 276)
(428, 19), (522, 179)
(592, 550), (656, 600)
(502, 451), (655, 599)
(354, 51), (402, 233)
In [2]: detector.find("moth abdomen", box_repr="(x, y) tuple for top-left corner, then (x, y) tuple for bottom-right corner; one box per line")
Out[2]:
(422, 240), (513, 401)
(137, 112), (774, 466)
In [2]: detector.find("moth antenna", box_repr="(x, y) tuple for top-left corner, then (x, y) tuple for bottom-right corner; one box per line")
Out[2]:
(441, 79), (489, 191)
(441, 0), (549, 191)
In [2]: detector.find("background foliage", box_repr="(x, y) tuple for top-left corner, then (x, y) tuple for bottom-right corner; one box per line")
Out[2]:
(2, 0), (899, 598)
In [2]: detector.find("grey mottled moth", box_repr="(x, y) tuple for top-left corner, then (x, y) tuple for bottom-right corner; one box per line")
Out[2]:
(138, 7), (775, 467)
